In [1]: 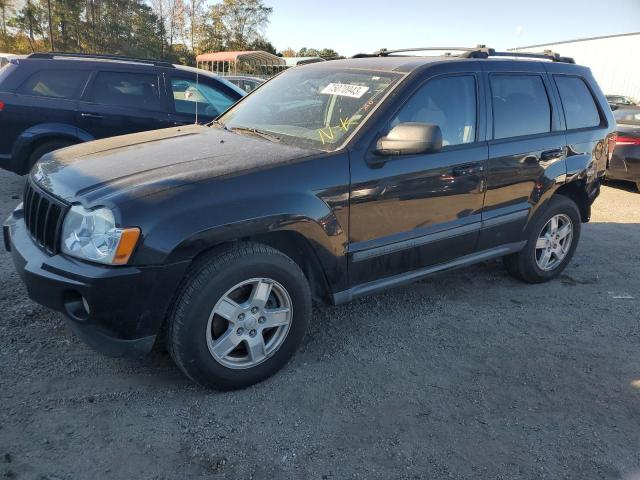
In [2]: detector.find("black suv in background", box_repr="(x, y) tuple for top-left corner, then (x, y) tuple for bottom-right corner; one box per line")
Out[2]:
(4, 47), (614, 389)
(0, 53), (245, 175)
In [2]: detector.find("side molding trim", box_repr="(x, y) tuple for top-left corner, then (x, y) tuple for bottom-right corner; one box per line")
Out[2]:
(333, 240), (527, 305)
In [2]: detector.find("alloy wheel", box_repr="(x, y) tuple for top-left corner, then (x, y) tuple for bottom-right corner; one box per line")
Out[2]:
(535, 213), (574, 271)
(206, 278), (293, 369)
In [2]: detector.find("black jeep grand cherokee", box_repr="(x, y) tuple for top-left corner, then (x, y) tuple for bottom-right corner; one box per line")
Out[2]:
(4, 47), (614, 389)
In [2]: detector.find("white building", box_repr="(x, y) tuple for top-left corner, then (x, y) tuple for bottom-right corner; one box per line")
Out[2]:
(510, 32), (640, 99)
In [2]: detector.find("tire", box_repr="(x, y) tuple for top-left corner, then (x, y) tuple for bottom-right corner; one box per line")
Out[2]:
(504, 195), (581, 284)
(27, 139), (74, 171)
(167, 242), (312, 389)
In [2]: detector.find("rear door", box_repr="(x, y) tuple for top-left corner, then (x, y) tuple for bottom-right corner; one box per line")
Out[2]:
(77, 69), (172, 139)
(477, 65), (567, 251)
(0, 65), (88, 158)
(167, 73), (240, 126)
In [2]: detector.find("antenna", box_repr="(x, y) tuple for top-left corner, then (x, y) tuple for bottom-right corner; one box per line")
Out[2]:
(195, 66), (199, 125)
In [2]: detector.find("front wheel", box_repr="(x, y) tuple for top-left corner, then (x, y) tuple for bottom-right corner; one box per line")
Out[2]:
(167, 243), (311, 389)
(504, 195), (581, 283)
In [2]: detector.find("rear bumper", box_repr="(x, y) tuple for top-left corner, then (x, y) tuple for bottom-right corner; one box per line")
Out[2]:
(0, 154), (21, 175)
(607, 148), (640, 182)
(4, 206), (190, 357)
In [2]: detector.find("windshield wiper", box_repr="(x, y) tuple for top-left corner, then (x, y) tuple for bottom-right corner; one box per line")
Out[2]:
(229, 126), (281, 143)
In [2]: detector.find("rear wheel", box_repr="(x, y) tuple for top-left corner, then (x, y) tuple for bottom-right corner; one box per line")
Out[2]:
(27, 139), (74, 172)
(504, 195), (581, 283)
(167, 242), (311, 389)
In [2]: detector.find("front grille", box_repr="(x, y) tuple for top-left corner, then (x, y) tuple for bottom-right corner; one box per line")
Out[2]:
(23, 180), (68, 254)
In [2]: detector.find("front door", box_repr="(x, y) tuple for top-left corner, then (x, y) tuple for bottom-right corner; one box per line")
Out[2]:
(77, 70), (172, 139)
(349, 74), (487, 286)
(167, 74), (239, 126)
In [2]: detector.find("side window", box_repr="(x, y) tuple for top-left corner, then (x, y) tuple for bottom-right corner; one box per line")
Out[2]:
(18, 69), (89, 99)
(88, 71), (161, 111)
(491, 75), (551, 139)
(390, 75), (476, 146)
(171, 78), (235, 117)
(555, 76), (601, 129)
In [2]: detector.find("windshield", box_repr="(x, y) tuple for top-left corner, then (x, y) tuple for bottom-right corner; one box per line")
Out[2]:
(614, 108), (640, 126)
(217, 66), (403, 151)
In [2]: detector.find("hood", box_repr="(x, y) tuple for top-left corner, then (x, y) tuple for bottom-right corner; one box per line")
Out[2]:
(33, 125), (317, 203)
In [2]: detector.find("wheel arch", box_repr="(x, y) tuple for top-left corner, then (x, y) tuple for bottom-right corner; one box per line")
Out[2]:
(11, 123), (93, 174)
(554, 180), (591, 222)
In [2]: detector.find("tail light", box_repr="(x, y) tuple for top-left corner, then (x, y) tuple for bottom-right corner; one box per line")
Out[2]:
(0, 100), (4, 111)
(615, 135), (640, 146)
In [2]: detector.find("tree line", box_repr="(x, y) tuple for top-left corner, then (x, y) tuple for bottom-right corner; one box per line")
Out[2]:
(0, 0), (340, 65)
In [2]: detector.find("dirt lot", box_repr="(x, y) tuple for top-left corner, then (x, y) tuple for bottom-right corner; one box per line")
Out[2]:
(1, 169), (639, 480)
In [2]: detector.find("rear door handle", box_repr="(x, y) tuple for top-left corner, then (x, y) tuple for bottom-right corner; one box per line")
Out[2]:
(540, 148), (566, 161)
(452, 163), (484, 176)
(80, 113), (104, 120)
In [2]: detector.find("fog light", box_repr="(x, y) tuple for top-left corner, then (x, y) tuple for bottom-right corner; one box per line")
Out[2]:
(63, 291), (90, 321)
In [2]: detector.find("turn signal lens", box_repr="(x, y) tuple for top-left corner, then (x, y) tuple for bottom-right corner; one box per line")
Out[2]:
(113, 228), (141, 265)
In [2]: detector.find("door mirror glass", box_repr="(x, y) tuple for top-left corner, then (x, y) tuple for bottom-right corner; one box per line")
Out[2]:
(376, 122), (443, 156)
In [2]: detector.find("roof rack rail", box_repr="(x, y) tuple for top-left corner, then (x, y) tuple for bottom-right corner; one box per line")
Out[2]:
(354, 45), (575, 64)
(28, 52), (175, 68)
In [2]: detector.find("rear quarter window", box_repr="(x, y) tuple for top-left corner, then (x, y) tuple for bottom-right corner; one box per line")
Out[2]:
(18, 69), (90, 99)
(555, 76), (601, 129)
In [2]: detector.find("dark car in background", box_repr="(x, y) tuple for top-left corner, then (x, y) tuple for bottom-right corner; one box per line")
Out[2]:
(606, 94), (638, 110)
(608, 107), (640, 191)
(224, 75), (265, 93)
(0, 53), (245, 175)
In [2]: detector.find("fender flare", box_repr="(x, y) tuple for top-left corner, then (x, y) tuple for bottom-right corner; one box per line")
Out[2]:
(10, 123), (94, 173)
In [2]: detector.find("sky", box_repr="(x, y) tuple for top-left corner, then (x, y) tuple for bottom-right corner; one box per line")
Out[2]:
(265, 0), (640, 57)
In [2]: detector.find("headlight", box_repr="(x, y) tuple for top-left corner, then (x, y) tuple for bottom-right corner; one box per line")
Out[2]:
(61, 205), (140, 265)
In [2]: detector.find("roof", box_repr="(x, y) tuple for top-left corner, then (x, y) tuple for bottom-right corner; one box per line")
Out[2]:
(196, 50), (286, 66)
(509, 31), (640, 50)
(299, 55), (463, 73)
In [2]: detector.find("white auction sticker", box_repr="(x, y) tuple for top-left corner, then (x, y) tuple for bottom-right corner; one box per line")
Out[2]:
(321, 83), (370, 98)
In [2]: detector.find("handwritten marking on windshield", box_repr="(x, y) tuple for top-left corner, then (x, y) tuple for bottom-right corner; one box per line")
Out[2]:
(318, 117), (356, 144)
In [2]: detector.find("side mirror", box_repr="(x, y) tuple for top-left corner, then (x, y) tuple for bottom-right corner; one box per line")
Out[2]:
(376, 122), (443, 156)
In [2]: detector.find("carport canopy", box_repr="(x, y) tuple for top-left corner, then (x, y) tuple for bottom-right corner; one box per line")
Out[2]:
(196, 50), (286, 76)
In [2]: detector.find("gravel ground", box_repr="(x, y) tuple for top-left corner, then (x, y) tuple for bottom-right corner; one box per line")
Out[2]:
(1, 169), (639, 480)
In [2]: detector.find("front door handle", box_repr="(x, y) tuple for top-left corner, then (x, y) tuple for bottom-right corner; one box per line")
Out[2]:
(80, 113), (104, 120)
(540, 147), (566, 161)
(452, 163), (484, 176)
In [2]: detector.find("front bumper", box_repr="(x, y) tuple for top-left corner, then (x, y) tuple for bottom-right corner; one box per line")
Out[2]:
(3, 207), (190, 357)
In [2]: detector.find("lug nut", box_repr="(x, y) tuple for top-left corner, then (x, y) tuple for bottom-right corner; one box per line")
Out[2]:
(249, 329), (257, 337)
(238, 313), (245, 321)
(258, 316), (266, 324)
(251, 307), (259, 314)
(236, 327), (245, 335)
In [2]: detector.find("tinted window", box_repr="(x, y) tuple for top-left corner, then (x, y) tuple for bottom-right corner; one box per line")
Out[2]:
(555, 76), (601, 129)
(390, 75), (477, 146)
(491, 75), (551, 139)
(19, 69), (89, 99)
(89, 71), (161, 110)
(171, 78), (235, 117)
